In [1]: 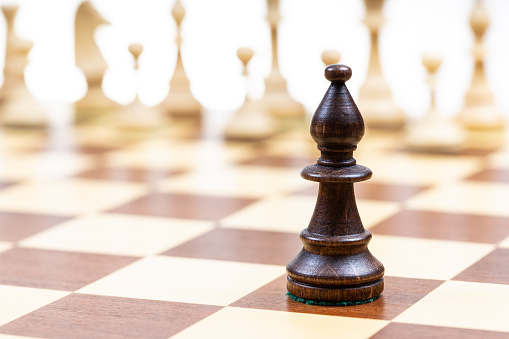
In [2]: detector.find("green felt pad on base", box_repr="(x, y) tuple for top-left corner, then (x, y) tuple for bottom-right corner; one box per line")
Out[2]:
(286, 292), (380, 307)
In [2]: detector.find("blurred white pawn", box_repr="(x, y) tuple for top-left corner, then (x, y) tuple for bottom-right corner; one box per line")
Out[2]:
(223, 47), (277, 141)
(0, 6), (47, 128)
(321, 49), (341, 67)
(116, 44), (165, 130)
(405, 53), (465, 152)
(357, 0), (405, 130)
(258, 0), (305, 119)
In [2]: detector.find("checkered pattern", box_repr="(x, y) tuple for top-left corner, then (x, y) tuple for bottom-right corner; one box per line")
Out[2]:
(0, 120), (508, 339)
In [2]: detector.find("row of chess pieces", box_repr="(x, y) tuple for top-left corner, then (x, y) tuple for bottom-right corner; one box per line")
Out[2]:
(0, 0), (506, 153)
(357, 0), (506, 152)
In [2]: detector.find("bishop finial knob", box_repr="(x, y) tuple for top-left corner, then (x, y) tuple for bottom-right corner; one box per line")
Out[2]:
(172, 0), (186, 27)
(324, 64), (352, 82)
(470, 0), (489, 38)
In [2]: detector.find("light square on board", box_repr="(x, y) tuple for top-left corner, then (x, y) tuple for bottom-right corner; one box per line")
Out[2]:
(267, 127), (313, 143)
(0, 294), (221, 339)
(105, 139), (253, 170)
(360, 152), (481, 185)
(394, 280), (509, 333)
(500, 235), (509, 248)
(219, 195), (316, 233)
(63, 124), (141, 147)
(78, 256), (284, 306)
(357, 199), (401, 229)
(160, 165), (312, 198)
(20, 213), (214, 257)
(261, 139), (320, 160)
(406, 181), (509, 217)
(487, 151), (509, 169)
(0, 242), (12, 254)
(0, 132), (45, 152)
(104, 150), (188, 172)
(220, 195), (399, 233)
(0, 285), (68, 327)
(171, 307), (389, 339)
(0, 179), (147, 215)
(369, 235), (495, 280)
(0, 152), (93, 181)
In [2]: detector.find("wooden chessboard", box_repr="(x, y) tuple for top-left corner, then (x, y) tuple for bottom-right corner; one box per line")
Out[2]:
(0, 116), (507, 339)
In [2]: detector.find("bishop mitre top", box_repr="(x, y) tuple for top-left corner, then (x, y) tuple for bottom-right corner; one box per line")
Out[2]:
(310, 64), (367, 170)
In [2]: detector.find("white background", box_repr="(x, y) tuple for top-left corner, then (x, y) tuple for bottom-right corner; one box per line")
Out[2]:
(1, 0), (509, 120)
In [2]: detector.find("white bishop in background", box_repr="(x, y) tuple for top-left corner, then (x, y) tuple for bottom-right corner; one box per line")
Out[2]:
(223, 47), (278, 141)
(457, 0), (505, 132)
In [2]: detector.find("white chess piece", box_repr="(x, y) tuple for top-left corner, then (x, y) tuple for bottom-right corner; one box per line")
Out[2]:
(0, 6), (48, 128)
(116, 44), (165, 130)
(321, 50), (341, 67)
(0, 6), (31, 101)
(224, 47), (278, 141)
(74, 1), (117, 120)
(457, 0), (505, 130)
(258, 0), (305, 119)
(161, 0), (201, 119)
(406, 53), (465, 152)
(357, 0), (405, 129)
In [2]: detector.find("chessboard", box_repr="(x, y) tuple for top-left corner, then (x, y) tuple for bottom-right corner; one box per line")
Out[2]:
(0, 116), (507, 339)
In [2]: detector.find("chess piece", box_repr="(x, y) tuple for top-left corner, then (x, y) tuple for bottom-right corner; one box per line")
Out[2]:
(224, 47), (277, 141)
(258, 0), (305, 119)
(161, 0), (201, 119)
(116, 44), (164, 129)
(287, 64), (384, 303)
(74, 1), (117, 120)
(0, 6), (47, 128)
(405, 53), (465, 152)
(320, 50), (341, 90)
(457, 0), (505, 130)
(0, 6), (32, 101)
(357, 0), (405, 129)
(321, 49), (341, 67)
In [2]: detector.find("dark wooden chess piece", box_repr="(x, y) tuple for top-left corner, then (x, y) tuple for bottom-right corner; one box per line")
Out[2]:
(286, 64), (384, 303)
